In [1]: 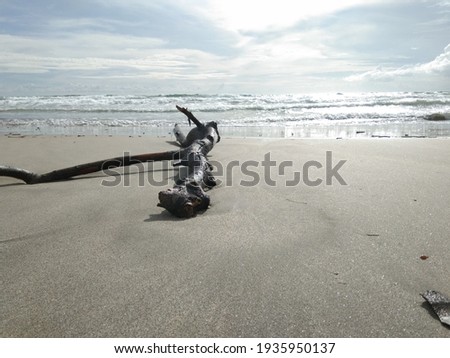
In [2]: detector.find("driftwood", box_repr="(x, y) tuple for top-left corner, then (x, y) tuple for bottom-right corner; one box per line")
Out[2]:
(0, 151), (176, 184)
(0, 106), (220, 218)
(158, 106), (220, 218)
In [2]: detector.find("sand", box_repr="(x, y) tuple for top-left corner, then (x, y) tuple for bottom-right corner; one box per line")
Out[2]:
(1, 135), (449, 337)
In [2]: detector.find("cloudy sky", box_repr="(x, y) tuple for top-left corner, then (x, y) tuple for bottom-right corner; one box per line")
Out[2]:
(0, 0), (449, 95)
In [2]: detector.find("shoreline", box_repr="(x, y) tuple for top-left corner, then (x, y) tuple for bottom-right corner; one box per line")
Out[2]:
(2, 118), (450, 139)
(1, 135), (449, 337)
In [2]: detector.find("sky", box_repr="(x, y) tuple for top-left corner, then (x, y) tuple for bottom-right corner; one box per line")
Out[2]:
(0, 0), (449, 95)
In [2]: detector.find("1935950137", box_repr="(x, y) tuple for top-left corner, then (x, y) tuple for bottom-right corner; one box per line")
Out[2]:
(255, 342), (336, 354)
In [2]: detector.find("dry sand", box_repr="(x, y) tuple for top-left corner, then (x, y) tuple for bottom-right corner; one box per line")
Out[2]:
(1, 135), (449, 337)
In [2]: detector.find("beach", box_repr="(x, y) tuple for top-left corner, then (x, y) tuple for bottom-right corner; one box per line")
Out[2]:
(1, 134), (449, 337)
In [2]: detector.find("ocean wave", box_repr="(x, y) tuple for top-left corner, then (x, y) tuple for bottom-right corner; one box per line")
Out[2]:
(1, 92), (449, 129)
(2, 92), (448, 110)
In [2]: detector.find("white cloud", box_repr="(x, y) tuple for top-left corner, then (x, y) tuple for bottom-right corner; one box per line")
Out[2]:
(237, 31), (327, 64)
(0, 32), (231, 84)
(345, 44), (450, 81)
(48, 17), (137, 32)
(1, 0), (449, 94)
(0, 33), (165, 60)
(192, 0), (385, 33)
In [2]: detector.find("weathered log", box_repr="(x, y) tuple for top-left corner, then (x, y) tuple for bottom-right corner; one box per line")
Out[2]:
(0, 151), (177, 184)
(158, 106), (220, 218)
(0, 105), (221, 218)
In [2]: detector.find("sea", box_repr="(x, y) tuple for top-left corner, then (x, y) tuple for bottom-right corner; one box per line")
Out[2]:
(1, 92), (449, 138)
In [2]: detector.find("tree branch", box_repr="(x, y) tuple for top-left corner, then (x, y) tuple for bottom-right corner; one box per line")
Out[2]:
(158, 123), (220, 218)
(176, 105), (203, 128)
(0, 151), (177, 184)
(0, 105), (221, 218)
